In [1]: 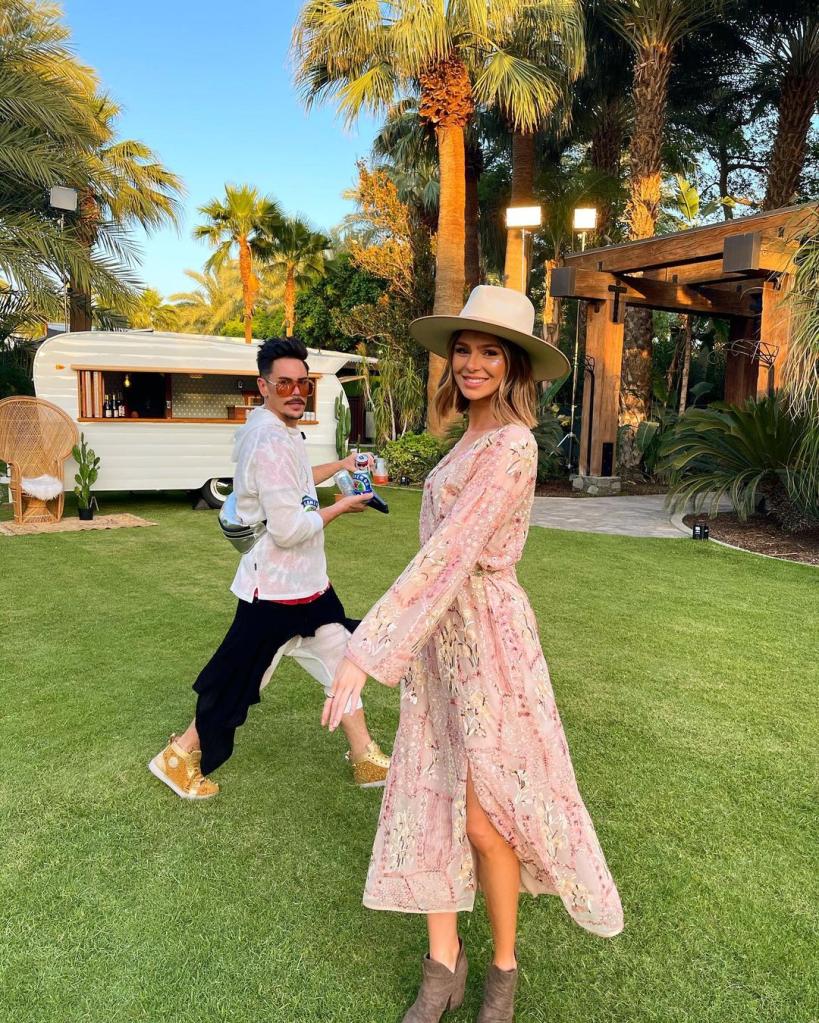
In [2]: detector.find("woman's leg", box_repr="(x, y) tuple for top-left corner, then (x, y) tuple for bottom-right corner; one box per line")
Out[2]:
(426, 912), (461, 970)
(466, 769), (520, 970)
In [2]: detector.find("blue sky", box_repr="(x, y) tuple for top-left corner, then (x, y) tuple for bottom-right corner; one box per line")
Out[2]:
(63, 0), (379, 296)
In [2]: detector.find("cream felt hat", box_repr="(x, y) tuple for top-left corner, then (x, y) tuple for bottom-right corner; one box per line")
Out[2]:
(409, 285), (570, 381)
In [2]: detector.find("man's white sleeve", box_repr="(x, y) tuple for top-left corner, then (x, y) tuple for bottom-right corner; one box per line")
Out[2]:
(255, 440), (323, 549)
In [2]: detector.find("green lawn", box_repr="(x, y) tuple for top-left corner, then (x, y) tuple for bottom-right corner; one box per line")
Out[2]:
(1, 489), (816, 1023)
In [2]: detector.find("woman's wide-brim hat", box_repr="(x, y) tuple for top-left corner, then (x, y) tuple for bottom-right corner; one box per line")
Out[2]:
(409, 286), (570, 382)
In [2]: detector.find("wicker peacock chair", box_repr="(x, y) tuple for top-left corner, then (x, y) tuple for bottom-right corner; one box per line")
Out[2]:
(0, 396), (79, 525)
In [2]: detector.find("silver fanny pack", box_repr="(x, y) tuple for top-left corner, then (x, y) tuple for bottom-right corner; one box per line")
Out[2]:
(218, 491), (267, 554)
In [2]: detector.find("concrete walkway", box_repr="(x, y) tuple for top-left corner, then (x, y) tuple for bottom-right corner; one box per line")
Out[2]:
(530, 494), (684, 539)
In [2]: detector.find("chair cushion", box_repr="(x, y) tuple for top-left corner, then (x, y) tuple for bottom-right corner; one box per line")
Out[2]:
(21, 474), (64, 500)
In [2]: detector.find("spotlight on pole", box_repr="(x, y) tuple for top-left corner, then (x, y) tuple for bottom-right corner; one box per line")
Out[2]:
(505, 206), (542, 294)
(49, 185), (79, 212)
(48, 186), (79, 335)
(572, 207), (597, 232)
(566, 206), (598, 474)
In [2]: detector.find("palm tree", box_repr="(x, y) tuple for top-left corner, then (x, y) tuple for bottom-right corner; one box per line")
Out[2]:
(68, 95), (184, 330)
(604, 0), (720, 468)
(293, 0), (586, 432)
(170, 264), (244, 335)
(0, 1), (135, 318)
(750, 5), (819, 210)
(500, 3), (586, 291)
(784, 232), (819, 514)
(129, 288), (180, 332)
(194, 185), (282, 343)
(259, 218), (328, 337)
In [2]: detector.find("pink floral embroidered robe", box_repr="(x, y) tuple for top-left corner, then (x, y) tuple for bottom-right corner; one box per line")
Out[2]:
(347, 425), (624, 938)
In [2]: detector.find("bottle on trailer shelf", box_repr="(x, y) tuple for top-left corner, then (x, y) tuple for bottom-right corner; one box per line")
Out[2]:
(104, 394), (112, 418)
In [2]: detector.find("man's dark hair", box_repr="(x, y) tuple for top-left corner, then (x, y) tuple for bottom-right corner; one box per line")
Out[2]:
(257, 337), (309, 378)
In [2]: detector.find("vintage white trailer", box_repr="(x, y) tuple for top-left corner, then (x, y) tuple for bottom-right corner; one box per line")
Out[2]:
(33, 330), (359, 506)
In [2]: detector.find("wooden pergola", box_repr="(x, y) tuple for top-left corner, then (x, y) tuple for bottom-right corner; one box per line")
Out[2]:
(550, 202), (819, 478)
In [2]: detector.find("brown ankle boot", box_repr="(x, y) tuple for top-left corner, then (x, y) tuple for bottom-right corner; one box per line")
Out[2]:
(476, 962), (518, 1022)
(401, 940), (467, 1022)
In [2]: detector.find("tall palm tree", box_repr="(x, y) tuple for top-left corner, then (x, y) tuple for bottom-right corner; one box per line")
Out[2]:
(194, 185), (282, 343)
(293, 0), (586, 432)
(750, 5), (819, 210)
(500, 2), (586, 291)
(259, 218), (328, 337)
(0, 1), (135, 318)
(170, 264), (244, 335)
(69, 94), (184, 330)
(604, 0), (720, 467)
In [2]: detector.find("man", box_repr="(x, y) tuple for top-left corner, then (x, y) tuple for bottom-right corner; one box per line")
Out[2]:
(149, 336), (389, 799)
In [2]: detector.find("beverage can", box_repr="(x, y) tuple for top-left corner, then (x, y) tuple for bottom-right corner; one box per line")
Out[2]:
(334, 469), (357, 496)
(352, 453), (373, 494)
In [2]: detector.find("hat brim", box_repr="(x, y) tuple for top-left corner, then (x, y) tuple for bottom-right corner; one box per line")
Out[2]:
(409, 315), (570, 382)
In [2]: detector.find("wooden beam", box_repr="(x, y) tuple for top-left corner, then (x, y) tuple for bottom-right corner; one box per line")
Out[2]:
(551, 266), (758, 317)
(564, 203), (817, 275)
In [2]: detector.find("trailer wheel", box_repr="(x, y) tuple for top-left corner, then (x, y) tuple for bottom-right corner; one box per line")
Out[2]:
(199, 477), (233, 509)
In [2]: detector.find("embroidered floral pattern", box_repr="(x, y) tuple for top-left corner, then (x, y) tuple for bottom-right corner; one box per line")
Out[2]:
(349, 426), (623, 938)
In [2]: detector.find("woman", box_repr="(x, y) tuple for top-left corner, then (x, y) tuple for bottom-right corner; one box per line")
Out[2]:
(324, 286), (623, 1022)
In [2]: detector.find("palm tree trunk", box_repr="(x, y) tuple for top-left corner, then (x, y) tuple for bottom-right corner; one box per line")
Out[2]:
(589, 99), (627, 241)
(678, 315), (692, 413)
(504, 131), (536, 291)
(763, 69), (819, 211)
(419, 54), (473, 434)
(237, 236), (256, 344)
(619, 44), (672, 471)
(69, 189), (100, 332)
(284, 269), (296, 336)
(465, 145), (481, 292)
(626, 44), (671, 240)
(426, 121), (467, 432)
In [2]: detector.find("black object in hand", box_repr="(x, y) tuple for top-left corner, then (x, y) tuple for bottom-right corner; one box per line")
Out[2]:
(366, 489), (389, 514)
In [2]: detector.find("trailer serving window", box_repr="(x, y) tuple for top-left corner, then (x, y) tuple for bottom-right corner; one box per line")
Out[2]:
(74, 368), (320, 424)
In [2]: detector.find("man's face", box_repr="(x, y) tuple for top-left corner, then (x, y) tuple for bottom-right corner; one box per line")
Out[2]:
(258, 357), (311, 424)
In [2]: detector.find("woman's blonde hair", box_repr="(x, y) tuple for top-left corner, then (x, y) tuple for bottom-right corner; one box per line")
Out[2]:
(431, 331), (539, 428)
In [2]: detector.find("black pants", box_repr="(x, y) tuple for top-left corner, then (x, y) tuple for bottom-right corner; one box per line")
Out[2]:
(193, 587), (358, 775)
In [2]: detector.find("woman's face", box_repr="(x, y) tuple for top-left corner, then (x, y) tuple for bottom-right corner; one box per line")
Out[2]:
(451, 330), (506, 402)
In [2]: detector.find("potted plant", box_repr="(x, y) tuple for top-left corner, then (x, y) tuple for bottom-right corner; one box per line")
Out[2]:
(72, 433), (100, 520)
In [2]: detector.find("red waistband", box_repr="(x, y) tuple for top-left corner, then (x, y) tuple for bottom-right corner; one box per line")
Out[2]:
(254, 583), (331, 605)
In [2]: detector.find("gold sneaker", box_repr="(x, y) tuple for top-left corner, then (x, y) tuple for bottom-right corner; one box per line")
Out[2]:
(148, 735), (220, 800)
(346, 741), (390, 788)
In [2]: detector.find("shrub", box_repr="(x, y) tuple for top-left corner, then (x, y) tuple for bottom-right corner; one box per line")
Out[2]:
(659, 392), (816, 532)
(383, 432), (444, 483)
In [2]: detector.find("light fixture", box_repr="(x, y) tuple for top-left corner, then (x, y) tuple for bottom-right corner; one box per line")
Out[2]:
(505, 206), (542, 229)
(572, 207), (598, 231)
(124, 373), (131, 389)
(49, 185), (78, 212)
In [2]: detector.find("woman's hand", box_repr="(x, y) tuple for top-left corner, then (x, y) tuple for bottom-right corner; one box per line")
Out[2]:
(322, 656), (368, 731)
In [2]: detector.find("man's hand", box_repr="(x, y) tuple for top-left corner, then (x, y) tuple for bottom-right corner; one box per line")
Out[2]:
(322, 656), (368, 731)
(337, 493), (372, 514)
(341, 451), (374, 473)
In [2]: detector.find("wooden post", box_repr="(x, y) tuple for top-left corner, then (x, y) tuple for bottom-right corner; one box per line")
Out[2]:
(580, 298), (625, 475)
(724, 317), (759, 405)
(759, 274), (792, 396)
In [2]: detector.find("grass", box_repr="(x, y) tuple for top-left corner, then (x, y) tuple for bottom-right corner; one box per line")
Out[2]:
(1, 488), (816, 1023)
